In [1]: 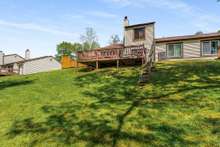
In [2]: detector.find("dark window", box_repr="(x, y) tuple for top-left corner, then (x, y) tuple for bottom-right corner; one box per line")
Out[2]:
(202, 40), (219, 55)
(167, 43), (182, 58)
(134, 28), (145, 40)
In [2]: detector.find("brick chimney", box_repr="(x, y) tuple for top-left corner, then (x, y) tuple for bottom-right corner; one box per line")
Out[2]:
(25, 49), (30, 60)
(123, 16), (129, 27)
(0, 51), (4, 65)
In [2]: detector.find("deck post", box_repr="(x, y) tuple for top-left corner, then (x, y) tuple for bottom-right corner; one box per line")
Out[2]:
(76, 61), (79, 68)
(95, 50), (99, 69)
(96, 61), (99, 69)
(117, 49), (120, 69)
(117, 60), (119, 69)
(218, 46), (220, 59)
(142, 58), (144, 65)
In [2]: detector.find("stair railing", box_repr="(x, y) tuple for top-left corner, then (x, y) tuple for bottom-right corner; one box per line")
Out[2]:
(139, 41), (156, 84)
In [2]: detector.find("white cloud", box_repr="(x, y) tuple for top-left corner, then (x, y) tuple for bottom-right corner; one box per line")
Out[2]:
(103, 0), (220, 31)
(87, 10), (117, 18)
(0, 19), (76, 36)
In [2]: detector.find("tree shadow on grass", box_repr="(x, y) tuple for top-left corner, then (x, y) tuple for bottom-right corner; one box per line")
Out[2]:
(0, 79), (35, 91)
(6, 62), (220, 146)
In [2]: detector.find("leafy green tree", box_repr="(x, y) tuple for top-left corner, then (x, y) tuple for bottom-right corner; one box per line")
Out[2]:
(218, 30), (220, 33)
(109, 34), (121, 44)
(55, 41), (82, 61)
(80, 28), (100, 50)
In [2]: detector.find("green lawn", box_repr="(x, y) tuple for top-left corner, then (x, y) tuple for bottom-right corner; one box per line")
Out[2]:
(0, 60), (220, 146)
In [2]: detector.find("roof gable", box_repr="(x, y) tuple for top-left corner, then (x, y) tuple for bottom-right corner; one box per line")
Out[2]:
(3, 54), (25, 65)
(125, 22), (155, 29)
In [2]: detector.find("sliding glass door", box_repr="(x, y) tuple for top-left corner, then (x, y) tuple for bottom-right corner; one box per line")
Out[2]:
(167, 43), (182, 58)
(202, 40), (219, 56)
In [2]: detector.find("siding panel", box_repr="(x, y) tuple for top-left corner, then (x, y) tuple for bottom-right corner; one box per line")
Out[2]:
(155, 43), (166, 61)
(124, 24), (154, 49)
(183, 40), (201, 58)
(155, 40), (202, 61)
(4, 55), (24, 65)
(22, 57), (61, 75)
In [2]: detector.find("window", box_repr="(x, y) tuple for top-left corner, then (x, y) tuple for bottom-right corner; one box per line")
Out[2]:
(134, 28), (145, 40)
(167, 43), (182, 58)
(202, 40), (219, 55)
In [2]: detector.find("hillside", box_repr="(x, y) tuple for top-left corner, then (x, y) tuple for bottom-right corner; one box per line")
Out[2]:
(0, 61), (220, 146)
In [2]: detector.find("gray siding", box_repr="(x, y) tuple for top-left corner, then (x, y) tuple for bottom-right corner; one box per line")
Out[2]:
(155, 43), (166, 61)
(0, 52), (3, 65)
(155, 40), (203, 61)
(124, 24), (154, 50)
(183, 40), (201, 58)
(21, 57), (61, 75)
(4, 55), (24, 65)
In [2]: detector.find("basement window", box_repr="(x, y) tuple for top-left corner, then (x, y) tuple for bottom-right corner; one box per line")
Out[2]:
(134, 28), (145, 40)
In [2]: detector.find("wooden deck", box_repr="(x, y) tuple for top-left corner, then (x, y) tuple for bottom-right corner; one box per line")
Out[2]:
(0, 68), (18, 76)
(77, 45), (147, 63)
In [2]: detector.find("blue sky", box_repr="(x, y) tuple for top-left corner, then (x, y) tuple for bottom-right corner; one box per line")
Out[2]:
(0, 0), (219, 57)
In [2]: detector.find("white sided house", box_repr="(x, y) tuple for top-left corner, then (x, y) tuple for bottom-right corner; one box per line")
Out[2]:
(0, 50), (61, 75)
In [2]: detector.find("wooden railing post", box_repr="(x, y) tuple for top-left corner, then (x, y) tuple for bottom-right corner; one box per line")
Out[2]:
(117, 49), (120, 69)
(95, 51), (99, 69)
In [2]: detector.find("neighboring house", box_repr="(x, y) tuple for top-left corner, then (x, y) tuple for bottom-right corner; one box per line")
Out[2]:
(77, 17), (220, 68)
(0, 50), (61, 75)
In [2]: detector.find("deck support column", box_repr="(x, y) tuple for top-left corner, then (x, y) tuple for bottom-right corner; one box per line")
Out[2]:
(117, 60), (119, 69)
(96, 61), (99, 69)
(76, 61), (79, 68)
(142, 58), (145, 65)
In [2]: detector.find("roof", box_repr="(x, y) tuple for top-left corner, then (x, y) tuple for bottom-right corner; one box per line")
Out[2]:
(0, 54), (25, 65)
(18, 56), (55, 63)
(4, 54), (25, 60)
(125, 22), (155, 29)
(156, 32), (220, 43)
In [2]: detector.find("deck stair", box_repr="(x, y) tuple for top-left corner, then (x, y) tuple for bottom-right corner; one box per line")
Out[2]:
(138, 43), (155, 85)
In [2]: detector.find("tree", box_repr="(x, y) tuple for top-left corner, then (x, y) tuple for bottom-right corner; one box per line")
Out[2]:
(80, 28), (100, 50)
(195, 31), (203, 35)
(109, 34), (121, 45)
(55, 41), (82, 61)
(218, 30), (220, 33)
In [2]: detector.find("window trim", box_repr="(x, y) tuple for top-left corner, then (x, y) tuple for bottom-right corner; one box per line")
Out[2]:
(166, 43), (183, 58)
(133, 27), (145, 41)
(201, 40), (219, 56)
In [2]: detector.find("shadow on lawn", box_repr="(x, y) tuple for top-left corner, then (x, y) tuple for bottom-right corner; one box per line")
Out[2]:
(0, 79), (34, 91)
(7, 62), (220, 146)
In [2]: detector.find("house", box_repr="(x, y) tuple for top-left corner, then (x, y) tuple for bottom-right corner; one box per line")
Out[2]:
(77, 17), (220, 68)
(155, 33), (220, 61)
(0, 50), (61, 75)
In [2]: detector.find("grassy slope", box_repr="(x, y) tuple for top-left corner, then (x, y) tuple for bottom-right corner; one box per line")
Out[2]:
(0, 61), (220, 146)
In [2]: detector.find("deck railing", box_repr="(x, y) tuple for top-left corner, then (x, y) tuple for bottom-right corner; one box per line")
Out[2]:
(0, 68), (19, 75)
(77, 45), (147, 62)
(139, 42), (156, 84)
